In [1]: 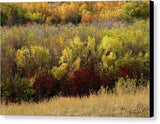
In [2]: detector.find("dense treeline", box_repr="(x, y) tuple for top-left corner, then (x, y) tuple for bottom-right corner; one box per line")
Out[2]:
(1, 1), (149, 26)
(1, 1), (150, 103)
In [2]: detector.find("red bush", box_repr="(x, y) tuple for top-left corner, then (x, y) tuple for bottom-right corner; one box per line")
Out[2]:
(73, 68), (100, 96)
(59, 68), (100, 97)
(119, 65), (138, 79)
(100, 75), (117, 90)
(33, 71), (59, 100)
(60, 78), (75, 97)
(31, 65), (145, 99)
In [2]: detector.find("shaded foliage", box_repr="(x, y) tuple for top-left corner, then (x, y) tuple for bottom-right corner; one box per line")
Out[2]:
(1, 76), (33, 103)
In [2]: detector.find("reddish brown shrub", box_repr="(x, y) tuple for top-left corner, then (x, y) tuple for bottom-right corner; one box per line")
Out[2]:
(119, 65), (138, 79)
(59, 68), (100, 97)
(73, 68), (100, 96)
(100, 75), (117, 90)
(33, 71), (59, 100)
(60, 78), (75, 97)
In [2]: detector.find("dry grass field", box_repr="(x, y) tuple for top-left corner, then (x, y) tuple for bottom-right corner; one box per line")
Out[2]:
(1, 87), (149, 117)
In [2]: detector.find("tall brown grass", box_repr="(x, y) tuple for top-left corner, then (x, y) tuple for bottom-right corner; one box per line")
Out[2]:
(1, 87), (149, 117)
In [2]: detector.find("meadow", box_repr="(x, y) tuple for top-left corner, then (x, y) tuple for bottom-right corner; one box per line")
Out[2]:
(1, 86), (149, 117)
(1, 1), (150, 117)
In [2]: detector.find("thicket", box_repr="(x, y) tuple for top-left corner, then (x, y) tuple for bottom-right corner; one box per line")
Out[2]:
(1, 19), (150, 102)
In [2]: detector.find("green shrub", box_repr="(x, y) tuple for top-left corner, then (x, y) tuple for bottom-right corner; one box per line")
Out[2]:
(0, 3), (26, 26)
(119, 1), (149, 22)
(1, 76), (34, 103)
(24, 12), (43, 23)
(48, 14), (62, 25)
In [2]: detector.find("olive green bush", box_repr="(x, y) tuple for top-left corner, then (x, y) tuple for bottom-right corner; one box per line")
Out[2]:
(0, 3), (26, 26)
(119, 1), (149, 22)
(1, 76), (34, 103)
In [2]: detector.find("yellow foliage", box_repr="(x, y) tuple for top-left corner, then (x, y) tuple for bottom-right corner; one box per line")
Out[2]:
(52, 63), (68, 80)
(71, 57), (81, 71)
(59, 47), (73, 64)
(59, 3), (71, 19)
(98, 36), (118, 55)
(16, 46), (51, 68)
(72, 36), (84, 50)
(22, 2), (51, 21)
(31, 46), (51, 64)
(87, 36), (95, 55)
(79, 3), (88, 14)
(102, 52), (116, 68)
(59, 37), (64, 47)
(16, 47), (30, 68)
